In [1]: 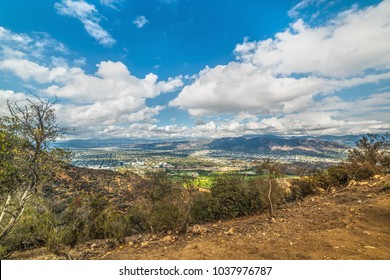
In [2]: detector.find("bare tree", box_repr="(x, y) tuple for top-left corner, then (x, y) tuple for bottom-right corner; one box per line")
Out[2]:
(256, 159), (281, 220)
(0, 96), (67, 243)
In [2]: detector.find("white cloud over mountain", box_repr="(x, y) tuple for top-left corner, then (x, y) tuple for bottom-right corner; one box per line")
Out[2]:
(169, 1), (390, 135)
(1, 1), (390, 138)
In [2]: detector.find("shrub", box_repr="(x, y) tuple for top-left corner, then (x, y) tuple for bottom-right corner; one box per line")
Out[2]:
(326, 164), (350, 187)
(143, 172), (189, 233)
(211, 174), (264, 219)
(95, 207), (129, 242)
(190, 192), (218, 223)
(287, 178), (317, 201)
(346, 133), (390, 180)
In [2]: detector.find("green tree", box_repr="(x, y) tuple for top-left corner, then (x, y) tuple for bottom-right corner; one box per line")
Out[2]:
(346, 133), (390, 180)
(0, 96), (67, 246)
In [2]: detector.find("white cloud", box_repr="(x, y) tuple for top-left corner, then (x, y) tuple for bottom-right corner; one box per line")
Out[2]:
(133, 16), (149, 28)
(235, 1), (390, 78)
(99, 0), (123, 10)
(54, 0), (116, 47)
(170, 61), (390, 117)
(0, 59), (68, 83)
(0, 26), (67, 60)
(170, 0), (390, 137)
(288, 0), (326, 18)
(0, 90), (32, 116)
(40, 61), (182, 132)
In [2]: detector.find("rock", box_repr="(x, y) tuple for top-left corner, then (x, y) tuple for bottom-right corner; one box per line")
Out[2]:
(362, 231), (371, 235)
(347, 180), (357, 187)
(364, 245), (376, 249)
(191, 224), (207, 235)
(373, 175), (382, 180)
(224, 227), (235, 235)
(141, 241), (150, 248)
(160, 235), (174, 244)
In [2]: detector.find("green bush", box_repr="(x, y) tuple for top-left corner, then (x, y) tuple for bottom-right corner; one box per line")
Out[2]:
(326, 164), (350, 187)
(250, 177), (285, 207)
(143, 172), (189, 233)
(96, 207), (129, 242)
(190, 192), (218, 223)
(211, 174), (264, 219)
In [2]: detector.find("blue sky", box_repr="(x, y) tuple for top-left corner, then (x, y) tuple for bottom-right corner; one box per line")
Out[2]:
(0, 0), (389, 139)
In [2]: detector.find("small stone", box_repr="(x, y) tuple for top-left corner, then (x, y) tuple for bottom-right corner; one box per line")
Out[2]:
(290, 242), (293, 246)
(141, 241), (150, 247)
(192, 224), (207, 235)
(364, 245), (376, 249)
(362, 231), (371, 235)
(160, 235), (173, 243)
(224, 227), (235, 235)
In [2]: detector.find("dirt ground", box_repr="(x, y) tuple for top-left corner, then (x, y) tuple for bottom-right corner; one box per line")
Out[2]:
(11, 176), (390, 260)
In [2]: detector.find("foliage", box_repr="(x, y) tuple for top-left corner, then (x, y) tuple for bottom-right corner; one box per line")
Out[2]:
(0, 96), (68, 246)
(211, 173), (264, 219)
(141, 172), (190, 233)
(190, 192), (218, 223)
(345, 134), (390, 180)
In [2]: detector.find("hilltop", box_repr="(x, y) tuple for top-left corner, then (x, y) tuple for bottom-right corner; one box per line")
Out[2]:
(11, 174), (390, 260)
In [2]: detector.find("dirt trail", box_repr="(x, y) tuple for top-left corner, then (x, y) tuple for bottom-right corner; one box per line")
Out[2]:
(11, 177), (390, 260)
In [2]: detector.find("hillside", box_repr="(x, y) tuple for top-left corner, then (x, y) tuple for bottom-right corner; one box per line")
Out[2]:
(11, 174), (390, 260)
(42, 165), (149, 212)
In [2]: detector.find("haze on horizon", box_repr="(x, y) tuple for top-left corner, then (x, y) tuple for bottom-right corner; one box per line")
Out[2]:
(0, 0), (389, 140)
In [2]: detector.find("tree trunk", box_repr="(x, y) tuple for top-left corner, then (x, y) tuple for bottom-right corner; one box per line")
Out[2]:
(268, 180), (275, 220)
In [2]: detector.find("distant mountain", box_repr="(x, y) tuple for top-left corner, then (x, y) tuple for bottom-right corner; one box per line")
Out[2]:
(57, 134), (358, 151)
(56, 134), (361, 160)
(207, 135), (348, 153)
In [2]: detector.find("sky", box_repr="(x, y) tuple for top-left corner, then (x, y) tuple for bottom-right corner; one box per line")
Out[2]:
(0, 0), (389, 139)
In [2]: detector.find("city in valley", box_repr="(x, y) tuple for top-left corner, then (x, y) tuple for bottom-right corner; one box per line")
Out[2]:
(57, 135), (356, 179)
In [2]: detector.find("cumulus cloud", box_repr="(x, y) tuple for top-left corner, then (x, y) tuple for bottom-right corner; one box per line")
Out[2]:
(133, 16), (149, 28)
(55, 0), (116, 47)
(0, 26), (183, 138)
(40, 61), (182, 132)
(170, 1), (390, 136)
(0, 58), (69, 83)
(235, 1), (390, 78)
(170, 61), (390, 117)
